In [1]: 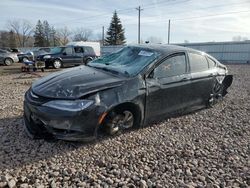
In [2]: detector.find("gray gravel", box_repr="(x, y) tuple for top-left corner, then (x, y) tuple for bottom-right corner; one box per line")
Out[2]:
(0, 64), (249, 187)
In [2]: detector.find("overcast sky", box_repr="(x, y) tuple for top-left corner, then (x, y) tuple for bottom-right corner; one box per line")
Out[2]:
(0, 0), (250, 44)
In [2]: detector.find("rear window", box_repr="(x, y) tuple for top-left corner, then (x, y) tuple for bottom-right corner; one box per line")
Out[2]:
(207, 57), (217, 68)
(189, 53), (209, 72)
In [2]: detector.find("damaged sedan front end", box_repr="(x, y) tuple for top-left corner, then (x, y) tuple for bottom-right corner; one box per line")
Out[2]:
(23, 45), (233, 141)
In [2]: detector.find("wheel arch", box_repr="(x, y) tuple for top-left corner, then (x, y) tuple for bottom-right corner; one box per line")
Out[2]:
(105, 102), (143, 128)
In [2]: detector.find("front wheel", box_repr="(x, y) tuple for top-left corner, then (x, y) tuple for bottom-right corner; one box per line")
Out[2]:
(53, 59), (62, 69)
(4, 58), (13, 66)
(105, 110), (134, 135)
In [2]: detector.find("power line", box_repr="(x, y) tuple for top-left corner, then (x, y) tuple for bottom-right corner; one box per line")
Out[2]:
(51, 0), (186, 26)
(137, 9), (250, 25)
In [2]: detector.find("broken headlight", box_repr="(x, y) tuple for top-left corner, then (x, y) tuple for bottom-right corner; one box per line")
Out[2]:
(43, 100), (93, 112)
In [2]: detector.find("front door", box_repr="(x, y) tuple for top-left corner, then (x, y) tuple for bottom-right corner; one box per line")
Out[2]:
(145, 52), (192, 122)
(61, 47), (75, 65)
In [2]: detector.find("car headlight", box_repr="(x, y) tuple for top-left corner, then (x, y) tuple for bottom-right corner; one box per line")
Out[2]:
(43, 55), (51, 59)
(43, 100), (93, 112)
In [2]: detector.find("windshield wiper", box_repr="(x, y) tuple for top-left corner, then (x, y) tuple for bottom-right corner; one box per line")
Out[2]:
(100, 67), (120, 75)
(90, 66), (119, 75)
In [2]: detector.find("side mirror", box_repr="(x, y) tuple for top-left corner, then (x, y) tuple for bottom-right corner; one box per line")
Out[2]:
(62, 52), (67, 55)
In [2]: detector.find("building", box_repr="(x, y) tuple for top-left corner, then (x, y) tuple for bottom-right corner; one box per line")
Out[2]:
(180, 41), (250, 64)
(101, 41), (250, 64)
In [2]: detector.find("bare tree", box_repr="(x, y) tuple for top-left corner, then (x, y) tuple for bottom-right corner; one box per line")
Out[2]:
(232, 35), (248, 41)
(7, 19), (33, 47)
(72, 27), (93, 41)
(57, 26), (71, 45)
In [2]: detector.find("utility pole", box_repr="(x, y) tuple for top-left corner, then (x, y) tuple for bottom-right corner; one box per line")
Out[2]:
(168, 19), (171, 44)
(136, 6), (143, 44)
(102, 26), (105, 46)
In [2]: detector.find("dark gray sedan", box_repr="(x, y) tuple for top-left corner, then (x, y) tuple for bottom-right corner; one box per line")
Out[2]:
(23, 45), (233, 141)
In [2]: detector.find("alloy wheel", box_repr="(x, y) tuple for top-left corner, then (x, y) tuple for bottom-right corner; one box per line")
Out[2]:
(53, 60), (62, 69)
(106, 110), (134, 135)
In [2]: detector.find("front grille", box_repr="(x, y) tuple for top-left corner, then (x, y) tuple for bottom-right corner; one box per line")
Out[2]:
(25, 89), (51, 106)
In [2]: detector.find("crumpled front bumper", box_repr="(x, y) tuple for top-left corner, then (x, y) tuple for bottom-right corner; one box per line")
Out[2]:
(23, 100), (104, 141)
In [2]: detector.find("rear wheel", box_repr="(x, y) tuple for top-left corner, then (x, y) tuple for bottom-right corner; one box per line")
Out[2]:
(4, 58), (13, 66)
(85, 58), (92, 64)
(208, 81), (224, 107)
(53, 59), (62, 69)
(105, 110), (135, 135)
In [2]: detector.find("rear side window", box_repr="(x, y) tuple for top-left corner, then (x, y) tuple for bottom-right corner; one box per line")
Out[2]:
(189, 53), (209, 72)
(154, 54), (186, 78)
(207, 57), (216, 68)
(74, 47), (84, 53)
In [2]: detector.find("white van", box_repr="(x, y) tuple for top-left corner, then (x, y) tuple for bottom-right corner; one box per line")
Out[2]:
(67, 41), (101, 57)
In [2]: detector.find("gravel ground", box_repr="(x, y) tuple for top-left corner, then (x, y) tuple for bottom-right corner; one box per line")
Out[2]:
(0, 64), (249, 188)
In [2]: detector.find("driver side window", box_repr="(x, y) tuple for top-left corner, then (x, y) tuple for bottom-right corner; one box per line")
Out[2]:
(64, 47), (73, 55)
(154, 53), (186, 78)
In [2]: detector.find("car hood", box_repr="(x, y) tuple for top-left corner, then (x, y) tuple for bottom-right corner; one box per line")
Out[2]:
(32, 66), (125, 99)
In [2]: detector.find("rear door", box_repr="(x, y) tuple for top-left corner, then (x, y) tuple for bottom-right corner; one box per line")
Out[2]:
(145, 52), (192, 121)
(73, 46), (84, 64)
(188, 52), (215, 105)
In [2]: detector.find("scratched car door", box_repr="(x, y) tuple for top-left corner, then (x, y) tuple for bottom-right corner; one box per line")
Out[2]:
(145, 52), (192, 121)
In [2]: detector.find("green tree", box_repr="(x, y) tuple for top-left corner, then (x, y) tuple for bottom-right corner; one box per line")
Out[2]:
(50, 26), (60, 46)
(34, 20), (45, 47)
(105, 11), (126, 45)
(43, 20), (51, 46)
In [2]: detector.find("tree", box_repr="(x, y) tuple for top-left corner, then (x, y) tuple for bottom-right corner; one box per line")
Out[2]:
(105, 11), (126, 45)
(8, 19), (33, 47)
(8, 30), (17, 48)
(50, 26), (60, 46)
(57, 26), (71, 45)
(73, 28), (93, 41)
(34, 20), (45, 47)
(232, 35), (248, 41)
(43, 20), (51, 46)
(0, 31), (9, 48)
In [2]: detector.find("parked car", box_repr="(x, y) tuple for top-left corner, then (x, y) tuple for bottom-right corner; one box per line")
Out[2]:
(0, 49), (19, 65)
(18, 47), (51, 62)
(23, 44), (233, 141)
(36, 45), (97, 69)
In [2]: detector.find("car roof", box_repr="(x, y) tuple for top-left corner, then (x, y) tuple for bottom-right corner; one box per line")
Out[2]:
(129, 44), (203, 55)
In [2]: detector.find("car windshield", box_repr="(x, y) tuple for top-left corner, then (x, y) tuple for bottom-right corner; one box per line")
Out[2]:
(50, 47), (64, 54)
(88, 46), (161, 76)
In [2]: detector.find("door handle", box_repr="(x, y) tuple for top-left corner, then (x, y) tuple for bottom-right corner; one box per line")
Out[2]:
(181, 77), (191, 81)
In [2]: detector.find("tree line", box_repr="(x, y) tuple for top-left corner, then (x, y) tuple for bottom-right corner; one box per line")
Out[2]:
(0, 11), (126, 48)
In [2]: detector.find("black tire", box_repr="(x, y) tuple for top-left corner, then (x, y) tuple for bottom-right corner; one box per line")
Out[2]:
(208, 80), (224, 107)
(23, 57), (29, 62)
(104, 107), (137, 136)
(4, 58), (13, 66)
(53, 59), (62, 69)
(85, 58), (92, 64)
